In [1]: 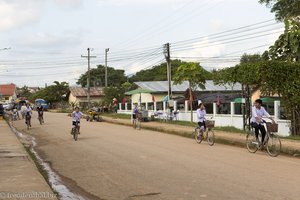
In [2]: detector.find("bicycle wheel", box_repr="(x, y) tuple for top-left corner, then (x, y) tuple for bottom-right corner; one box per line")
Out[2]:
(267, 133), (281, 157)
(207, 129), (215, 146)
(246, 132), (259, 153)
(73, 127), (78, 141)
(195, 127), (203, 144)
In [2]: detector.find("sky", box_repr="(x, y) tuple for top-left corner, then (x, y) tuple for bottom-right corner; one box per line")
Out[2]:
(0, 0), (283, 87)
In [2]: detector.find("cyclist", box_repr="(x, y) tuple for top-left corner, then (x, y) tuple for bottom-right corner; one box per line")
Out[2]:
(71, 106), (83, 134)
(21, 103), (27, 119)
(36, 104), (44, 123)
(250, 99), (275, 145)
(196, 103), (206, 131)
(25, 104), (32, 127)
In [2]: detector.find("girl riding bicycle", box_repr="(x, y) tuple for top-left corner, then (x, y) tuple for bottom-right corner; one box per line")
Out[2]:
(72, 106), (83, 134)
(196, 103), (206, 131)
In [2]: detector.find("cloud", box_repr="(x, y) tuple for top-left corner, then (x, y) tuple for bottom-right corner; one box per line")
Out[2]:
(98, 0), (191, 6)
(51, 0), (83, 8)
(209, 19), (223, 31)
(0, 0), (42, 32)
(0, 0), (83, 32)
(16, 32), (82, 49)
(174, 37), (226, 58)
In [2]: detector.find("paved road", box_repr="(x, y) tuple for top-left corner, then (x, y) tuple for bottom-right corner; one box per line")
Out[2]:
(13, 112), (300, 200)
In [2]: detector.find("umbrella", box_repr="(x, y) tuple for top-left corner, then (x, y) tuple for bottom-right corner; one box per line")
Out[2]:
(260, 97), (276, 103)
(233, 98), (243, 103)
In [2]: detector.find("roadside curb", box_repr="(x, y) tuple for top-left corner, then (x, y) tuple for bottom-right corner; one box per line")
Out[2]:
(0, 119), (59, 200)
(102, 117), (300, 158)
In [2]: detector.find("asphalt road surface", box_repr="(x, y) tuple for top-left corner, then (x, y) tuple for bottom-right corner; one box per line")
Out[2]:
(13, 112), (300, 200)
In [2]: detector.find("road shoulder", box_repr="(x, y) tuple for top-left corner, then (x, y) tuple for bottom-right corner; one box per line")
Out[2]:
(0, 120), (58, 200)
(101, 116), (300, 157)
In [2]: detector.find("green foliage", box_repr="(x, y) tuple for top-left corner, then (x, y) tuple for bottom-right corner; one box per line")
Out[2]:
(240, 53), (265, 64)
(213, 60), (300, 135)
(29, 81), (69, 104)
(259, 0), (300, 21)
(129, 59), (213, 82)
(259, 61), (300, 102)
(215, 54), (264, 85)
(121, 82), (133, 92)
(265, 19), (300, 62)
(173, 62), (207, 122)
(173, 62), (207, 89)
(103, 87), (124, 105)
(77, 65), (127, 87)
(18, 86), (32, 99)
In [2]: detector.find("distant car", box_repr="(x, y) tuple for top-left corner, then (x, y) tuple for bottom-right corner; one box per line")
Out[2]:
(35, 99), (49, 110)
(2, 103), (10, 110)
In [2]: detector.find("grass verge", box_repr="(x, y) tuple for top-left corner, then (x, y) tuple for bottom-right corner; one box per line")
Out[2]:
(285, 135), (300, 141)
(101, 113), (131, 119)
(103, 117), (300, 158)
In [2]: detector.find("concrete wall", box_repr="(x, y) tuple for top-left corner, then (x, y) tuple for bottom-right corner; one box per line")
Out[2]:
(131, 93), (165, 104)
(118, 100), (291, 137)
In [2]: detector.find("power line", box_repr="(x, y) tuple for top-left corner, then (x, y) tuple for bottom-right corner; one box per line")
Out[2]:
(119, 0), (223, 50)
(172, 19), (277, 45)
(112, 0), (199, 49)
(172, 29), (283, 52)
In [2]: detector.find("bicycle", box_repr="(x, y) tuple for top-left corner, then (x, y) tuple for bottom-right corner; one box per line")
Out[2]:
(195, 120), (215, 146)
(71, 121), (80, 141)
(246, 121), (281, 157)
(133, 113), (142, 130)
(25, 115), (31, 130)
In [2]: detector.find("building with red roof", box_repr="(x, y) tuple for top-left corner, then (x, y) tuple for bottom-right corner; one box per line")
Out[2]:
(0, 83), (17, 102)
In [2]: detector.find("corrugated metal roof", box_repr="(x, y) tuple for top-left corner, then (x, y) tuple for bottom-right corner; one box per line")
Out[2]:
(70, 87), (104, 97)
(134, 81), (241, 92)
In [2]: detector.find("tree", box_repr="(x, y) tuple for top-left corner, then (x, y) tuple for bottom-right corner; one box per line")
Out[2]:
(240, 53), (265, 64)
(213, 60), (300, 135)
(265, 19), (300, 62)
(77, 65), (127, 87)
(129, 59), (213, 82)
(121, 82), (133, 92)
(18, 86), (32, 99)
(259, 61), (300, 135)
(173, 62), (206, 122)
(259, 0), (300, 21)
(29, 81), (69, 106)
(103, 87), (124, 106)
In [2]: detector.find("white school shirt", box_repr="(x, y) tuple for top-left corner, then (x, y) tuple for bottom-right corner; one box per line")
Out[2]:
(72, 111), (83, 122)
(251, 106), (270, 123)
(25, 107), (32, 116)
(196, 108), (206, 123)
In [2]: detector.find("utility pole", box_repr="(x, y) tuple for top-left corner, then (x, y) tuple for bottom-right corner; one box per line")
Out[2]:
(164, 43), (172, 100)
(81, 48), (96, 108)
(105, 48), (110, 87)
